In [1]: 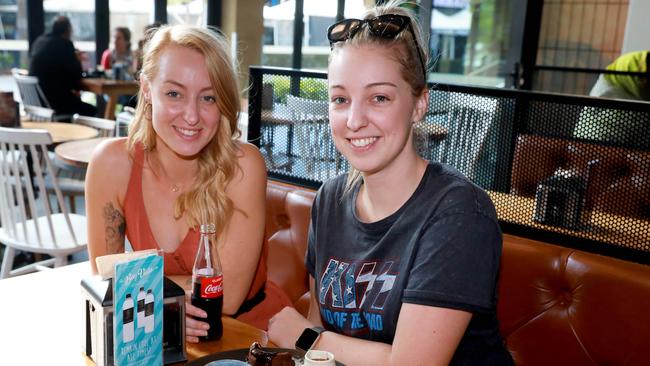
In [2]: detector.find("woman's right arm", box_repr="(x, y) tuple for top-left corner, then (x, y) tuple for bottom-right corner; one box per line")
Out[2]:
(268, 278), (470, 366)
(85, 139), (130, 273)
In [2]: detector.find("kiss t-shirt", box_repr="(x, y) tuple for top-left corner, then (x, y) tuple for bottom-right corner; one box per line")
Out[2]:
(306, 162), (513, 365)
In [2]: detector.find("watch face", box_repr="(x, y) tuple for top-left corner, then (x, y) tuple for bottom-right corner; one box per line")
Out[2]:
(295, 328), (320, 351)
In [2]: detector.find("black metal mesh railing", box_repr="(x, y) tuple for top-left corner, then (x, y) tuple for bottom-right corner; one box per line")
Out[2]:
(247, 68), (349, 187)
(532, 66), (650, 97)
(248, 66), (650, 262)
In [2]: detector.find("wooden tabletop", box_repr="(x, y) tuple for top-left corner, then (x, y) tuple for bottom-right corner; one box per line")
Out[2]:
(261, 105), (294, 125)
(488, 191), (650, 250)
(80, 78), (139, 120)
(55, 137), (112, 168)
(186, 317), (271, 361)
(0, 262), (271, 365)
(80, 78), (140, 96)
(22, 121), (98, 144)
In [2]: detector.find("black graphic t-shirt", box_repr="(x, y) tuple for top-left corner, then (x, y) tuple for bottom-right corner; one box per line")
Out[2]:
(306, 162), (513, 365)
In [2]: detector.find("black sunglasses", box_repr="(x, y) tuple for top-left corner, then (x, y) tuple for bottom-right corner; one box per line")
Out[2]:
(327, 14), (427, 81)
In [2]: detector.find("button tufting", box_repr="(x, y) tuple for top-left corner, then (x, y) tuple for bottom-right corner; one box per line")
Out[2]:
(558, 291), (573, 307)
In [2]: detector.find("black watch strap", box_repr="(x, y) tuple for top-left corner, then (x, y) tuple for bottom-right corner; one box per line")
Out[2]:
(295, 326), (326, 352)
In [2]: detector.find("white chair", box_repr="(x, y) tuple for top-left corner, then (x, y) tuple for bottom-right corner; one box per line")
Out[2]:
(115, 106), (135, 137)
(12, 69), (71, 122)
(0, 127), (87, 279)
(433, 94), (497, 181)
(287, 95), (345, 180)
(73, 114), (116, 137)
(23, 105), (55, 122)
(44, 114), (116, 213)
(12, 70), (50, 108)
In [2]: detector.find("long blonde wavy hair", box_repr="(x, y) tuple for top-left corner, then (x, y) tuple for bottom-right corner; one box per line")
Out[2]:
(328, 0), (430, 194)
(127, 25), (241, 230)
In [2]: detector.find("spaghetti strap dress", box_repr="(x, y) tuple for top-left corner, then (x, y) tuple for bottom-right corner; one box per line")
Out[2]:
(123, 143), (293, 329)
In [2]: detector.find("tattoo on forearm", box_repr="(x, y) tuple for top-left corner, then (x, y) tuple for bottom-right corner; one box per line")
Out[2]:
(103, 202), (126, 254)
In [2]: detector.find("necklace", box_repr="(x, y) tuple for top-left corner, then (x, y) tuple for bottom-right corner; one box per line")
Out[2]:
(145, 151), (187, 193)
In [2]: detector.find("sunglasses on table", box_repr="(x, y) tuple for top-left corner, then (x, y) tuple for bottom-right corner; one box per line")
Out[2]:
(327, 14), (427, 81)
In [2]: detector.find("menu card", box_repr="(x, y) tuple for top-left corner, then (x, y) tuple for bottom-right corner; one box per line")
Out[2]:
(113, 253), (163, 366)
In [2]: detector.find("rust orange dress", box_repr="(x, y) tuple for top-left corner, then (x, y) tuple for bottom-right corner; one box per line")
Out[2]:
(123, 143), (292, 330)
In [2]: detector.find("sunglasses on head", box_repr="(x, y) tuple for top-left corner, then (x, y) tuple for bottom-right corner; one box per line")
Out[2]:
(327, 14), (427, 81)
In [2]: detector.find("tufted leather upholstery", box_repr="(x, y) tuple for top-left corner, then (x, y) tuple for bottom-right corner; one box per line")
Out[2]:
(265, 179), (650, 365)
(510, 134), (650, 219)
(499, 234), (650, 365)
(265, 180), (316, 315)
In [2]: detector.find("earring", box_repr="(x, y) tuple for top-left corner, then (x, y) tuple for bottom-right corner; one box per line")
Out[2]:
(145, 102), (152, 120)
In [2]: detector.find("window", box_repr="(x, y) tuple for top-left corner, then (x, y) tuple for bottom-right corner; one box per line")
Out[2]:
(44, 0), (96, 67)
(167, 0), (206, 27)
(109, 0), (155, 55)
(537, 0), (629, 69)
(300, 0), (365, 71)
(533, 0), (631, 95)
(262, 0), (366, 70)
(429, 0), (513, 87)
(263, 26), (275, 46)
(0, 0), (27, 73)
(308, 16), (334, 47)
(262, 0), (295, 68)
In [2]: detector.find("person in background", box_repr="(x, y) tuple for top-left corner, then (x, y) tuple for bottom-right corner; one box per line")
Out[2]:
(101, 26), (137, 108)
(267, 1), (513, 364)
(85, 25), (293, 342)
(574, 50), (650, 149)
(29, 15), (96, 117)
(100, 26), (134, 77)
(588, 50), (650, 101)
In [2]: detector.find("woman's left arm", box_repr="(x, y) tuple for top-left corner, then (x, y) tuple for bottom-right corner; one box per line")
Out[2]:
(270, 294), (471, 366)
(220, 143), (267, 314)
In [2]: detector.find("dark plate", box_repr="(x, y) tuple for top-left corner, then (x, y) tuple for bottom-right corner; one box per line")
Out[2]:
(186, 348), (296, 366)
(185, 347), (344, 366)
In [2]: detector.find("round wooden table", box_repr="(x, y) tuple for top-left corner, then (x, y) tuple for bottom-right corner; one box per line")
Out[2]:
(22, 121), (98, 144)
(54, 137), (111, 168)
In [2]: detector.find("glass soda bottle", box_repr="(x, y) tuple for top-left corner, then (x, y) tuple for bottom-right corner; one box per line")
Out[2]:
(191, 223), (224, 341)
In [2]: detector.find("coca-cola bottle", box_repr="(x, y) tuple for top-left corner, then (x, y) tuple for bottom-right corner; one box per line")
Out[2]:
(191, 223), (224, 341)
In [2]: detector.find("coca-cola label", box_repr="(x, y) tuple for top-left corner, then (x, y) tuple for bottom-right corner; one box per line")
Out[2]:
(200, 276), (223, 298)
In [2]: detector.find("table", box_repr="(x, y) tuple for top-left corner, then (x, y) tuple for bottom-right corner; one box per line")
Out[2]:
(0, 262), (271, 365)
(261, 104), (293, 126)
(488, 191), (650, 250)
(261, 104), (296, 158)
(22, 121), (98, 144)
(55, 137), (111, 169)
(80, 78), (139, 120)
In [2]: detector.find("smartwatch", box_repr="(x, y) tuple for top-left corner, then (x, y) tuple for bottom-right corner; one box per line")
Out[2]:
(295, 326), (325, 352)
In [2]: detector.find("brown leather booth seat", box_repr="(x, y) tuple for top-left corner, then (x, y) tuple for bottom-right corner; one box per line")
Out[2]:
(265, 179), (650, 365)
(510, 134), (650, 219)
(498, 234), (650, 365)
(265, 180), (316, 315)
